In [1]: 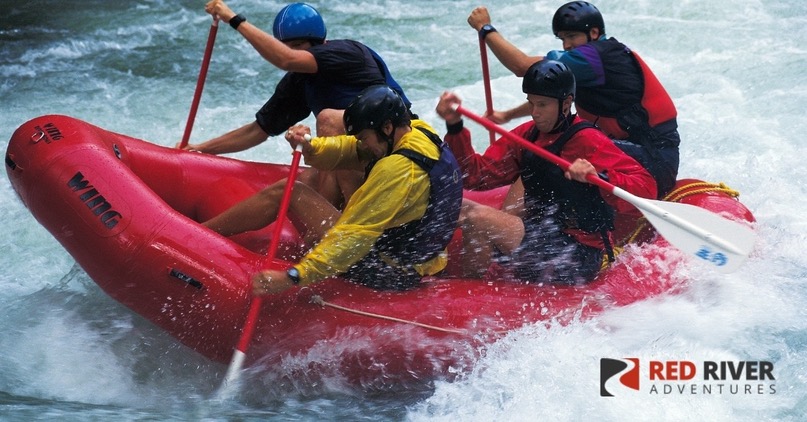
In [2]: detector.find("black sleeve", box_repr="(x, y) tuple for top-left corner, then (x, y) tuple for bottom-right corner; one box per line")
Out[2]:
(310, 40), (385, 86)
(255, 73), (311, 136)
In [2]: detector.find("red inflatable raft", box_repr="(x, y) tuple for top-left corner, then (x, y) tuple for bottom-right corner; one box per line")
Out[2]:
(5, 115), (755, 388)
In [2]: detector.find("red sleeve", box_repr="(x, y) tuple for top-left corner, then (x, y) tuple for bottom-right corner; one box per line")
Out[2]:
(562, 128), (658, 214)
(444, 121), (534, 190)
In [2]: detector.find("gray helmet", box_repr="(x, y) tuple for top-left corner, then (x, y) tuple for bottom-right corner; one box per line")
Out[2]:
(522, 60), (576, 100)
(552, 1), (605, 36)
(343, 85), (408, 136)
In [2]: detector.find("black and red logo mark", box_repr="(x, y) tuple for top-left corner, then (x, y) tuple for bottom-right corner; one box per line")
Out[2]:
(600, 358), (640, 396)
(33, 123), (64, 143)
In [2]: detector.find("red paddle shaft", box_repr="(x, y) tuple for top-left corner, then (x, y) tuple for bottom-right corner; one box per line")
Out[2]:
(478, 37), (495, 145)
(232, 145), (304, 354)
(233, 143), (304, 354)
(179, 19), (218, 149)
(217, 140), (308, 398)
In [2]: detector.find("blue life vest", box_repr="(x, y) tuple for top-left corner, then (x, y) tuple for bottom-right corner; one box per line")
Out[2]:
(373, 127), (463, 265)
(366, 46), (412, 109)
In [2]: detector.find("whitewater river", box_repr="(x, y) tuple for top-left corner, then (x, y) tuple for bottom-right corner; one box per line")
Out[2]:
(1, 0), (805, 420)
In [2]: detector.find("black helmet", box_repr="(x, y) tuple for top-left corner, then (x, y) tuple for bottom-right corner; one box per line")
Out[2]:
(343, 85), (408, 136)
(522, 60), (576, 100)
(552, 1), (605, 36)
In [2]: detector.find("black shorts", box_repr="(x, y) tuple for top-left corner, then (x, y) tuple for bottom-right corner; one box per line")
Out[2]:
(496, 214), (604, 285)
(343, 252), (422, 290)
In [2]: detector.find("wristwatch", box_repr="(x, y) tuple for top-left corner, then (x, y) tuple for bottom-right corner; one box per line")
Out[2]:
(479, 24), (497, 39)
(229, 14), (246, 30)
(287, 267), (301, 285)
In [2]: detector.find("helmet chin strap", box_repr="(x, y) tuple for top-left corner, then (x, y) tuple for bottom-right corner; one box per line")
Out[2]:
(549, 100), (573, 133)
(363, 128), (393, 177)
(377, 125), (395, 157)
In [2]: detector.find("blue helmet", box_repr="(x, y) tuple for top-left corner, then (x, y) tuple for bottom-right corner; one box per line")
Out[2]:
(272, 3), (327, 44)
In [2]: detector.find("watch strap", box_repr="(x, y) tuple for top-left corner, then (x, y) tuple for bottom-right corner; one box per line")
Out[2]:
(479, 24), (497, 39)
(287, 267), (301, 285)
(229, 14), (246, 30)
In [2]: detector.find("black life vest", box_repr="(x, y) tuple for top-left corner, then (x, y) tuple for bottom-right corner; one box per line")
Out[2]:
(520, 122), (615, 235)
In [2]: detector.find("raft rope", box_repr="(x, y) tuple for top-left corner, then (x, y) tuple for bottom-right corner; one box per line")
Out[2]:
(309, 295), (469, 335)
(601, 181), (741, 269)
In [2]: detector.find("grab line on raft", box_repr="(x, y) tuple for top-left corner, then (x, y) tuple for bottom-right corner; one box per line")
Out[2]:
(309, 295), (470, 335)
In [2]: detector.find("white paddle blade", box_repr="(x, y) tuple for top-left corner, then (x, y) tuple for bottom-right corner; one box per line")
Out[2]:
(214, 349), (246, 401)
(634, 199), (755, 273)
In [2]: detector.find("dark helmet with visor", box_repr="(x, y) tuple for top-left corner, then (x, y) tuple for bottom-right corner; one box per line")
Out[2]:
(344, 85), (408, 136)
(522, 60), (576, 101)
(273, 3), (327, 44)
(552, 1), (605, 36)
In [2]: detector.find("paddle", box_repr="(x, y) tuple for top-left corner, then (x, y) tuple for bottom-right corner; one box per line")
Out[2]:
(478, 36), (495, 145)
(215, 137), (307, 400)
(178, 18), (218, 149)
(453, 105), (755, 273)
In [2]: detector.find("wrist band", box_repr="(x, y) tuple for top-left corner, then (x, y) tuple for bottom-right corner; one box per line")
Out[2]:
(229, 14), (246, 30)
(446, 119), (464, 135)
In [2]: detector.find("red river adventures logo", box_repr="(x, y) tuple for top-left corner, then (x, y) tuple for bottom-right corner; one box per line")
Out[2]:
(600, 358), (776, 397)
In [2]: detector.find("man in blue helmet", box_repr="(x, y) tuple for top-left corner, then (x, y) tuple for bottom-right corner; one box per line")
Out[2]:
(186, 1), (413, 209)
(468, 2), (680, 202)
(202, 86), (463, 292)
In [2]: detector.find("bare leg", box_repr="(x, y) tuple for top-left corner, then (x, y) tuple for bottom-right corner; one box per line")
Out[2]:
(333, 169), (365, 206)
(315, 108), (345, 136)
(313, 108), (367, 208)
(298, 167), (343, 209)
(286, 182), (341, 247)
(203, 179), (340, 240)
(203, 179), (287, 236)
(501, 176), (525, 217)
(296, 166), (365, 210)
(459, 198), (525, 277)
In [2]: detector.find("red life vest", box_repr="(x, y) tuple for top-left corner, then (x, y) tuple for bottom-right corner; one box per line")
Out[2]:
(574, 38), (677, 141)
